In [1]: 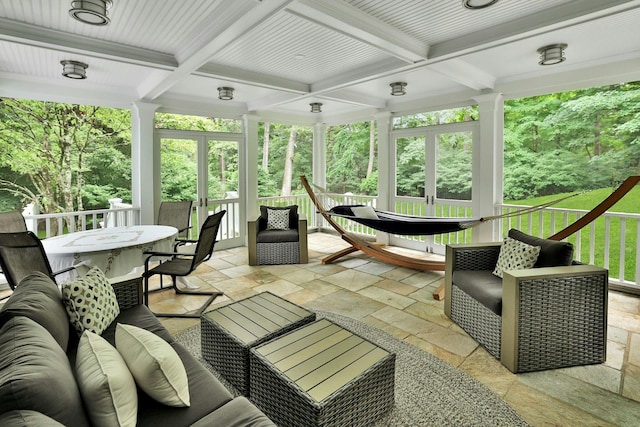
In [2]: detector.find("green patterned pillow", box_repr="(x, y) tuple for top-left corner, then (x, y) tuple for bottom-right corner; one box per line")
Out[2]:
(493, 236), (541, 278)
(62, 266), (120, 335)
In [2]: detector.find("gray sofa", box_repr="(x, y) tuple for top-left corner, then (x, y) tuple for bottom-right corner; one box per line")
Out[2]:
(0, 272), (275, 427)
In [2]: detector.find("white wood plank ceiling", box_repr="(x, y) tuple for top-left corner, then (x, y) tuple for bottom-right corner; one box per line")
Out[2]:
(0, 0), (638, 123)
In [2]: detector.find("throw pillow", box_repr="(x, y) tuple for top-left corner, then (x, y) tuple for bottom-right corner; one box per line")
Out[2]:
(351, 206), (379, 219)
(0, 410), (65, 427)
(62, 266), (120, 335)
(266, 207), (290, 230)
(76, 331), (137, 427)
(115, 323), (190, 407)
(493, 236), (541, 278)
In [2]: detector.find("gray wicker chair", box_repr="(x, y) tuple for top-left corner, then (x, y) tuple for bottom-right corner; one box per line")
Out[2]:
(444, 230), (608, 373)
(248, 205), (308, 266)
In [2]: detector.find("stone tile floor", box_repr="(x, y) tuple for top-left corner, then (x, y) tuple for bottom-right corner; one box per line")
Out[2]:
(148, 232), (639, 426)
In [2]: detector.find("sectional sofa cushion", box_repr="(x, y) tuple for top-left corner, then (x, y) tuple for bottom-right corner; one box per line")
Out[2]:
(0, 271), (70, 350)
(0, 316), (90, 427)
(508, 228), (574, 267)
(0, 410), (65, 427)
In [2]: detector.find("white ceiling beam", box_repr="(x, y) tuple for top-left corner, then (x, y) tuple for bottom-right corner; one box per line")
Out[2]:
(194, 64), (309, 94)
(318, 90), (386, 109)
(139, 0), (295, 100)
(285, 0), (428, 64)
(428, 59), (496, 90)
(0, 18), (177, 69)
(247, 92), (304, 112)
(429, 0), (640, 60)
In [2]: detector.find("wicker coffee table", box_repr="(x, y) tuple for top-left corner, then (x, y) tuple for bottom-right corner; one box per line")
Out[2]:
(201, 291), (315, 395)
(249, 318), (395, 427)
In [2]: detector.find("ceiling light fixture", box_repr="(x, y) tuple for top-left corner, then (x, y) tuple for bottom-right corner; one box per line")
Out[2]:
(537, 43), (568, 66)
(462, 0), (499, 9)
(390, 82), (407, 96)
(60, 60), (88, 79)
(217, 87), (234, 100)
(69, 0), (113, 26)
(310, 102), (322, 113)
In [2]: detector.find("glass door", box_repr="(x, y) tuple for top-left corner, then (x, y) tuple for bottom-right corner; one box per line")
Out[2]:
(156, 129), (243, 249)
(392, 123), (476, 254)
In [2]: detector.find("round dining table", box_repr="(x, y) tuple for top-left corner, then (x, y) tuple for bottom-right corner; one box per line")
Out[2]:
(42, 225), (178, 279)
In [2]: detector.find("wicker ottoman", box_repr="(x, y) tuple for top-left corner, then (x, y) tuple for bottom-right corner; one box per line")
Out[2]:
(249, 318), (395, 427)
(201, 291), (315, 395)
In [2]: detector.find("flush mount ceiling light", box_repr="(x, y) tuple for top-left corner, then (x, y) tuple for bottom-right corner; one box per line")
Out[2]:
(537, 43), (568, 66)
(60, 60), (88, 79)
(69, 0), (113, 26)
(462, 0), (499, 9)
(217, 87), (234, 100)
(390, 82), (407, 96)
(310, 102), (322, 113)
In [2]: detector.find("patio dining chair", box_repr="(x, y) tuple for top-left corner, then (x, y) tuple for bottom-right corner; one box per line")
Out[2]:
(0, 211), (27, 233)
(142, 210), (226, 318)
(155, 201), (193, 288)
(0, 231), (76, 290)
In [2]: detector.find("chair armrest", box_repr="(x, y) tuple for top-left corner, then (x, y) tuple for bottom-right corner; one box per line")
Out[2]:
(109, 275), (143, 310)
(444, 243), (501, 316)
(501, 264), (608, 372)
(247, 216), (260, 265)
(298, 214), (308, 263)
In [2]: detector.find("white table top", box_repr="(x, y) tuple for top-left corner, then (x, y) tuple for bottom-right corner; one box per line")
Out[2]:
(43, 225), (178, 255)
(42, 225), (178, 279)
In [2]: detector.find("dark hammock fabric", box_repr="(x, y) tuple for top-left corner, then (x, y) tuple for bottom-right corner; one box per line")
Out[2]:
(327, 205), (482, 235)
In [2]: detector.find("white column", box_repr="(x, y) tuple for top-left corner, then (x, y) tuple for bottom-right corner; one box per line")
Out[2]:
(131, 101), (160, 225)
(243, 114), (260, 222)
(312, 122), (327, 229)
(375, 111), (392, 245)
(473, 93), (504, 242)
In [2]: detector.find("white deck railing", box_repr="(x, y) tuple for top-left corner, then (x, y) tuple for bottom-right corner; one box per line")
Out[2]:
(20, 195), (639, 292)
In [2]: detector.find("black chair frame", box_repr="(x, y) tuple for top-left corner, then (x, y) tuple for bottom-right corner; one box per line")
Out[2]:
(142, 210), (226, 318)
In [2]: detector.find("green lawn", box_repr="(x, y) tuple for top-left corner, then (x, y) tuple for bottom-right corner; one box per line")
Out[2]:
(503, 186), (640, 282)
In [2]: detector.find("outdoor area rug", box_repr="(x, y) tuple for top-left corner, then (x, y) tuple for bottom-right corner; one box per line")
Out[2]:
(174, 310), (529, 426)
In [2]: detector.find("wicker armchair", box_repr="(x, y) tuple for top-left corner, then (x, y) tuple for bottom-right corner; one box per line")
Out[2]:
(444, 232), (608, 373)
(248, 205), (308, 265)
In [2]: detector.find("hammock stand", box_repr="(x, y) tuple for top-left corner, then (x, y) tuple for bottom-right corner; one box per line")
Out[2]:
(301, 175), (640, 299)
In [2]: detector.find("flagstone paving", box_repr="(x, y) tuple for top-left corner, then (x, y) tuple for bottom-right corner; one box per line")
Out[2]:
(148, 232), (640, 426)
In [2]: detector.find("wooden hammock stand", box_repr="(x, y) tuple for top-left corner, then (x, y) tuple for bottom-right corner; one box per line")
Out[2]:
(301, 175), (640, 300)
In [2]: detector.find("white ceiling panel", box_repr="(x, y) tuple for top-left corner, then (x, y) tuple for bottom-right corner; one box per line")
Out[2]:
(0, 0), (638, 121)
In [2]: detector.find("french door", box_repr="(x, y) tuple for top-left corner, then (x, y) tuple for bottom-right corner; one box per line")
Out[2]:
(391, 122), (477, 254)
(155, 129), (244, 249)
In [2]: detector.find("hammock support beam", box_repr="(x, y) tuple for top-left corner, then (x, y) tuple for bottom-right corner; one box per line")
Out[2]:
(301, 175), (640, 299)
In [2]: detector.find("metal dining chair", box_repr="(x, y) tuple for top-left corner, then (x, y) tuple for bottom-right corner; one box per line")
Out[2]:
(157, 201), (193, 239)
(142, 210), (226, 318)
(155, 201), (194, 289)
(0, 211), (27, 233)
(0, 231), (76, 290)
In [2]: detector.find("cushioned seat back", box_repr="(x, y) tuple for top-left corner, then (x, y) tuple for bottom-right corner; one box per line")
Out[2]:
(259, 205), (298, 232)
(508, 229), (574, 267)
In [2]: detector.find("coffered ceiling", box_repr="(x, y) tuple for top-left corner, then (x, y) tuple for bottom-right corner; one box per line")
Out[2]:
(0, 0), (639, 124)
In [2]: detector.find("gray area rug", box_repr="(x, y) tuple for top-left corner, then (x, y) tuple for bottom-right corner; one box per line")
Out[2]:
(174, 311), (529, 426)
